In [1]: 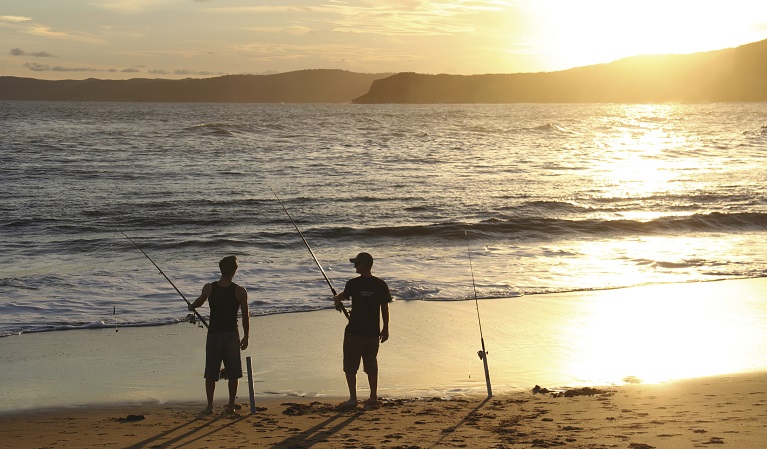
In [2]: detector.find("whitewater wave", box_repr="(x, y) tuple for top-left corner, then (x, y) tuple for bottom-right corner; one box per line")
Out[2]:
(306, 212), (767, 242)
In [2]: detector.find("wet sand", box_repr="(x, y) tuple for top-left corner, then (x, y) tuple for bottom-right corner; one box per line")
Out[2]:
(1, 278), (767, 447)
(3, 278), (767, 411)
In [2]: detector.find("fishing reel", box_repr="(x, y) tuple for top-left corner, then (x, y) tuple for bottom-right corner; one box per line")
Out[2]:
(186, 313), (204, 327)
(477, 350), (487, 360)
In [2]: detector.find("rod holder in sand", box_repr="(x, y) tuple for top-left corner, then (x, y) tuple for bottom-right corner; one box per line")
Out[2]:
(465, 230), (493, 398)
(246, 356), (256, 414)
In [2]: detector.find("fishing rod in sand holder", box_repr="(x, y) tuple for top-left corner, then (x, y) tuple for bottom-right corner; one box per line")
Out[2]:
(266, 183), (350, 320)
(120, 230), (209, 329)
(465, 229), (493, 398)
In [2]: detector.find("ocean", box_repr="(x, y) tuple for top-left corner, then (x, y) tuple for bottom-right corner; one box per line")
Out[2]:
(1, 101), (766, 338)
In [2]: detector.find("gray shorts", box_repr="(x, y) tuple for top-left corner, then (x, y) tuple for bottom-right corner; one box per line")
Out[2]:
(343, 331), (380, 375)
(204, 331), (243, 381)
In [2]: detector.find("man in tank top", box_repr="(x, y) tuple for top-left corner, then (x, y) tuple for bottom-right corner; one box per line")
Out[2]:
(333, 252), (391, 409)
(189, 255), (250, 414)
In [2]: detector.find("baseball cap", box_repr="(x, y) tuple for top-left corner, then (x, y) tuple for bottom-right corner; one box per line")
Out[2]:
(350, 252), (373, 265)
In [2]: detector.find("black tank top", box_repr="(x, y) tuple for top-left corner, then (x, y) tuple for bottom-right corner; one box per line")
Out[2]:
(208, 282), (239, 334)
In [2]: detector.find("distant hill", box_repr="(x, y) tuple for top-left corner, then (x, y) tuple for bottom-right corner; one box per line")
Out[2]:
(353, 39), (767, 103)
(4, 39), (767, 104)
(0, 69), (392, 103)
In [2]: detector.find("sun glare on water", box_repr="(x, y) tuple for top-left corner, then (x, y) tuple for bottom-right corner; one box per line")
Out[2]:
(562, 283), (766, 385)
(588, 104), (693, 208)
(540, 103), (766, 384)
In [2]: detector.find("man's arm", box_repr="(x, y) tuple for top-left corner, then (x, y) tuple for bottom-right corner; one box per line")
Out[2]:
(380, 302), (389, 343)
(238, 286), (249, 350)
(332, 291), (348, 312)
(189, 283), (212, 310)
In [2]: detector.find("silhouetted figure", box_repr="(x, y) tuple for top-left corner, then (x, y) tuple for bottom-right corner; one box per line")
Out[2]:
(189, 256), (250, 414)
(333, 252), (391, 409)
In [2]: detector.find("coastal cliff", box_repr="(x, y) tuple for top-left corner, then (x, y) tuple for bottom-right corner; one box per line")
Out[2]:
(353, 39), (767, 103)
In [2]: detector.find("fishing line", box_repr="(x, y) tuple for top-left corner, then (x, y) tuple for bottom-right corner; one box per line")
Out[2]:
(112, 240), (118, 333)
(467, 333), (474, 379)
(465, 229), (493, 398)
(119, 230), (209, 329)
(264, 182), (349, 320)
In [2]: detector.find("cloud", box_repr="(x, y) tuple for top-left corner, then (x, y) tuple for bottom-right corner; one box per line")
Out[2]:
(50, 66), (98, 72)
(198, 0), (500, 35)
(247, 25), (313, 36)
(202, 5), (331, 14)
(147, 68), (223, 77)
(23, 25), (106, 44)
(89, 0), (185, 14)
(0, 15), (105, 44)
(0, 15), (32, 23)
(173, 69), (224, 76)
(10, 48), (54, 57)
(122, 68), (141, 73)
(24, 62), (50, 71)
(25, 62), (94, 72)
(23, 62), (128, 73)
(324, 1), (499, 36)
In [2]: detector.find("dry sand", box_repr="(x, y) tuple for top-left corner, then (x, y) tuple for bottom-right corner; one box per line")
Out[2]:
(2, 371), (766, 448)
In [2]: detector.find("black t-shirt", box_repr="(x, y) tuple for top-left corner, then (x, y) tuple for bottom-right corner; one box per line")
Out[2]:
(208, 281), (239, 334)
(343, 275), (392, 337)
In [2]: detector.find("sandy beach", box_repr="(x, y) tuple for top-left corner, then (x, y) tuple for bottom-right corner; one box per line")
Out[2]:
(1, 278), (767, 447)
(1, 371), (766, 448)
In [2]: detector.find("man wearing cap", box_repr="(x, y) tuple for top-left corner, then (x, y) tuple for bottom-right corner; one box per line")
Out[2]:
(333, 251), (391, 409)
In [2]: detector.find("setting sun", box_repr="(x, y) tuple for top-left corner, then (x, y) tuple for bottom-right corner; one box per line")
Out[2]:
(521, 0), (767, 70)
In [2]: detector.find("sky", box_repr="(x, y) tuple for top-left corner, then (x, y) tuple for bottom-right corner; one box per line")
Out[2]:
(2, 0), (767, 80)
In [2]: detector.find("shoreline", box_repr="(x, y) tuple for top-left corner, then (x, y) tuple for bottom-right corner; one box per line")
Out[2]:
(1, 277), (766, 414)
(1, 371), (766, 448)
(7, 274), (762, 339)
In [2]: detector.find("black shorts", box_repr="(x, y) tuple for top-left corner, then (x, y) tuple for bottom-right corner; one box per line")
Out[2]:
(204, 331), (243, 381)
(343, 331), (380, 375)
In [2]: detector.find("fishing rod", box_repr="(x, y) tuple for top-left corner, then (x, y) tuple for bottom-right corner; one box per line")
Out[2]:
(465, 229), (492, 398)
(120, 230), (209, 329)
(265, 183), (350, 320)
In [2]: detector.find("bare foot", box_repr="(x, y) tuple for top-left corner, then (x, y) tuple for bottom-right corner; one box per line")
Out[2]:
(336, 399), (358, 410)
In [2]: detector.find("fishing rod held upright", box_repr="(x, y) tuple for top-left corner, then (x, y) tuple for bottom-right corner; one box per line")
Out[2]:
(265, 183), (350, 320)
(465, 229), (492, 398)
(120, 230), (209, 329)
